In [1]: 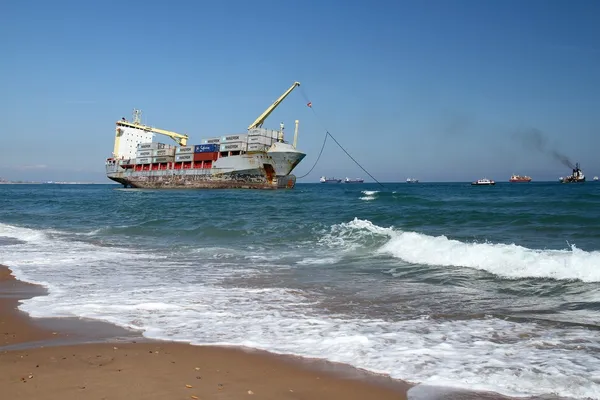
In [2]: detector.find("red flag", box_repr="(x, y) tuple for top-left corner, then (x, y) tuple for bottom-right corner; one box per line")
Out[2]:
(307, 102), (312, 108)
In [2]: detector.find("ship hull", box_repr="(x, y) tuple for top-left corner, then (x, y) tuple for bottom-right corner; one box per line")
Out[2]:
(560, 178), (585, 184)
(509, 179), (532, 183)
(108, 173), (296, 189)
(107, 142), (305, 190)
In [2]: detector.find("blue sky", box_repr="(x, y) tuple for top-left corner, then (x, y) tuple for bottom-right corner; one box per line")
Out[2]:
(1, 0), (599, 182)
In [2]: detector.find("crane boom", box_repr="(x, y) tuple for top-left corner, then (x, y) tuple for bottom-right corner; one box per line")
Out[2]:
(117, 113), (189, 146)
(248, 81), (300, 130)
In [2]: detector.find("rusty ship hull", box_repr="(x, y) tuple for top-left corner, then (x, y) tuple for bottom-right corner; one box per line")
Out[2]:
(107, 142), (305, 190)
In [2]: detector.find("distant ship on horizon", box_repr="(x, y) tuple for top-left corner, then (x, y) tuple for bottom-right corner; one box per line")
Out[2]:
(320, 176), (341, 183)
(560, 163), (585, 184)
(509, 174), (532, 183)
(406, 178), (419, 184)
(344, 177), (364, 183)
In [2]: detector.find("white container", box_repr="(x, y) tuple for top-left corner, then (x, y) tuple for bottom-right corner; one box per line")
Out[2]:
(153, 148), (176, 157)
(152, 156), (174, 163)
(176, 146), (195, 154)
(137, 142), (158, 150)
(136, 150), (152, 157)
(219, 142), (247, 152)
(220, 134), (248, 143)
(247, 143), (268, 152)
(136, 157), (152, 164)
(202, 137), (221, 144)
(137, 142), (175, 150)
(175, 154), (194, 162)
(248, 135), (272, 145)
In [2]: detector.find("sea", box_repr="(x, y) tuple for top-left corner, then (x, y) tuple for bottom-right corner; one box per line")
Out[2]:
(1, 182), (599, 399)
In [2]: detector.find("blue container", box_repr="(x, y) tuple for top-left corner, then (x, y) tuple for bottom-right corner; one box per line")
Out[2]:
(194, 143), (220, 153)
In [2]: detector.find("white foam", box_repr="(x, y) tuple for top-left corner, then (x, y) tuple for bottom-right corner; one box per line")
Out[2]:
(1, 221), (600, 399)
(360, 190), (379, 201)
(329, 218), (600, 283)
(296, 256), (341, 265)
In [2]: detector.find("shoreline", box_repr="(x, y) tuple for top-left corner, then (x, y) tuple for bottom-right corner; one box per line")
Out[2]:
(1, 264), (563, 400)
(1, 265), (412, 399)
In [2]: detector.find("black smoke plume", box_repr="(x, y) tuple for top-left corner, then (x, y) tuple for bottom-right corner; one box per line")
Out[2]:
(514, 128), (575, 169)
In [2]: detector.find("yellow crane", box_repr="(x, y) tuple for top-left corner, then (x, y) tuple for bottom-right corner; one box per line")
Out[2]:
(248, 81), (300, 130)
(117, 109), (189, 146)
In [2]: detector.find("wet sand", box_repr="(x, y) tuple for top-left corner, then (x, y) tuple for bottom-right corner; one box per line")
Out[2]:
(0, 265), (411, 399)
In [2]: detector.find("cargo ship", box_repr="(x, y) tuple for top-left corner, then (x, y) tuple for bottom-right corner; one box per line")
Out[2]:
(560, 163), (585, 183)
(320, 177), (342, 183)
(344, 177), (364, 183)
(105, 82), (306, 189)
(509, 174), (532, 183)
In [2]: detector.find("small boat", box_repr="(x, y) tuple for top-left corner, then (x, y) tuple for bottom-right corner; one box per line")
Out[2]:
(344, 177), (364, 183)
(560, 163), (585, 183)
(509, 174), (532, 183)
(406, 178), (419, 184)
(320, 176), (341, 183)
(472, 178), (495, 186)
(594, 176), (599, 181)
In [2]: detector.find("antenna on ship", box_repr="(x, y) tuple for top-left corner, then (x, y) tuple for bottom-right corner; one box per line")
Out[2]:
(293, 120), (299, 148)
(279, 122), (285, 143)
(133, 109), (142, 124)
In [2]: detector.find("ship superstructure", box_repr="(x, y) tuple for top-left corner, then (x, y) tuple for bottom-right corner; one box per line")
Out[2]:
(106, 82), (306, 189)
(560, 163), (585, 183)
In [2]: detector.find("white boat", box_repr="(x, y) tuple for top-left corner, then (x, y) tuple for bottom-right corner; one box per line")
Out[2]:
(406, 178), (419, 184)
(471, 178), (495, 186)
(594, 176), (599, 181)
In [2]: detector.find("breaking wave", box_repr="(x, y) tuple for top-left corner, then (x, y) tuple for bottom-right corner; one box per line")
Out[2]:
(322, 218), (600, 282)
(360, 190), (379, 201)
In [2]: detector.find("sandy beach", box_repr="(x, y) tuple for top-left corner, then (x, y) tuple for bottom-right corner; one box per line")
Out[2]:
(0, 265), (411, 399)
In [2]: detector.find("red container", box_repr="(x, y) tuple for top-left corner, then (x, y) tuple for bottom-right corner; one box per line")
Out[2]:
(193, 152), (218, 162)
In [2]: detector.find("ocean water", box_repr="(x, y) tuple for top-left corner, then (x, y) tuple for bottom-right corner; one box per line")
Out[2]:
(1, 182), (600, 399)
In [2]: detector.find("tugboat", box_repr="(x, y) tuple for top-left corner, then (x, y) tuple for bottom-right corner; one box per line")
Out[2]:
(509, 174), (532, 183)
(560, 163), (585, 183)
(320, 176), (342, 183)
(472, 178), (495, 186)
(344, 177), (364, 183)
(406, 178), (419, 184)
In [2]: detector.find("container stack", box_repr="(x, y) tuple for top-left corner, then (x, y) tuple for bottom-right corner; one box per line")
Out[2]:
(135, 142), (175, 164)
(175, 145), (195, 162)
(219, 134), (248, 152)
(193, 143), (219, 162)
(201, 131), (278, 153)
(247, 132), (274, 152)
